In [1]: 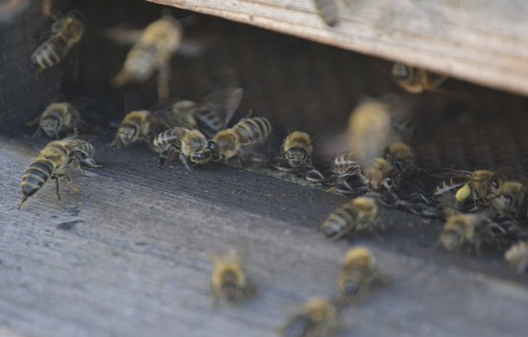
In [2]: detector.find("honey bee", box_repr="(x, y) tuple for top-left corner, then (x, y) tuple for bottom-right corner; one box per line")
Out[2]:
(339, 247), (384, 301)
(313, 0), (339, 27)
(331, 152), (361, 181)
(276, 131), (313, 172)
(278, 298), (338, 337)
(505, 240), (528, 273)
(391, 63), (448, 94)
(210, 248), (255, 303)
(347, 100), (392, 165)
(362, 157), (400, 192)
(109, 109), (174, 149)
(67, 137), (101, 170)
(152, 126), (213, 170)
(31, 12), (84, 72)
(112, 15), (183, 100)
(492, 181), (526, 218)
(170, 87), (243, 138)
(439, 214), (499, 254)
(383, 142), (415, 176)
(434, 170), (498, 210)
(18, 136), (99, 208)
(28, 102), (84, 139)
(210, 116), (272, 161)
(322, 197), (381, 241)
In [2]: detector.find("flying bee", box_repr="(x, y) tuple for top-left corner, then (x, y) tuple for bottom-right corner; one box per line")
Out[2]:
(383, 142), (415, 176)
(27, 102), (84, 139)
(391, 63), (448, 94)
(278, 298), (338, 337)
(492, 181), (526, 218)
(313, 0), (339, 27)
(112, 15), (183, 101)
(438, 214), (502, 254)
(434, 169), (498, 211)
(18, 136), (99, 208)
(152, 126), (213, 170)
(31, 11), (84, 72)
(210, 248), (255, 303)
(210, 116), (272, 161)
(322, 197), (381, 241)
(505, 240), (528, 274)
(276, 131), (313, 172)
(339, 247), (385, 301)
(348, 100), (392, 165)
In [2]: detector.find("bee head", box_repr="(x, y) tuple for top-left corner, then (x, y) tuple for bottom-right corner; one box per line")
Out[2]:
(493, 193), (513, 213)
(191, 149), (212, 164)
(41, 117), (60, 138)
(206, 141), (221, 162)
(286, 147), (308, 167)
(117, 124), (138, 146)
(440, 229), (462, 252)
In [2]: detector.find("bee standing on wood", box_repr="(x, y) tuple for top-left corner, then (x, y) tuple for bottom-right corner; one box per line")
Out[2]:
(109, 108), (179, 149)
(278, 298), (339, 337)
(210, 248), (255, 303)
(28, 102), (84, 139)
(169, 87), (243, 138)
(19, 136), (99, 208)
(338, 247), (385, 301)
(438, 214), (503, 254)
(492, 181), (526, 219)
(434, 169), (499, 211)
(276, 131), (313, 173)
(322, 197), (381, 241)
(391, 63), (448, 94)
(383, 142), (416, 176)
(152, 126), (213, 170)
(210, 116), (272, 162)
(31, 12), (84, 72)
(112, 15), (183, 101)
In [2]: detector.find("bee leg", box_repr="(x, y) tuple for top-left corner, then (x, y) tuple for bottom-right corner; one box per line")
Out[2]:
(65, 175), (81, 194)
(157, 62), (171, 101)
(54, 178), (63, 203)
(179, 153), (193, 171)
(158, 146), (173, 168)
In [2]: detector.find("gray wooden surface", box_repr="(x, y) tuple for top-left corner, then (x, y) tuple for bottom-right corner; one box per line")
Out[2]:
(1, 135), (527, 337)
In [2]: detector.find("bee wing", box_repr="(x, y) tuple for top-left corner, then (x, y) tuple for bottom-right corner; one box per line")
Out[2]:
(201, 87), (243, 129)
(60, 134), (97, 143)
(431, 169), (478, 181)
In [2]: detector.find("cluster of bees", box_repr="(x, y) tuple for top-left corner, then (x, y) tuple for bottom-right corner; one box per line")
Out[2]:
(210, 246), (386, 336)
(12, 2), (528, 336)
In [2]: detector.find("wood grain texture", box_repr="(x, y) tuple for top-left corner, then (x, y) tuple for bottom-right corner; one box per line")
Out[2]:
(144, 0), (528, 97)
(1, 136), (528, 337)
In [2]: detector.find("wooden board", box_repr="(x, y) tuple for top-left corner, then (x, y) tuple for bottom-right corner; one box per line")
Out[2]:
(145, 0), (528, 97)
(1, 135), (528, 337)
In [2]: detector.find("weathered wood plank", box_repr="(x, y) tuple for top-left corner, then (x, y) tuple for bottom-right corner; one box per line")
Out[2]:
(145, 0), (528, 97)
(1, 136), (527, 337)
